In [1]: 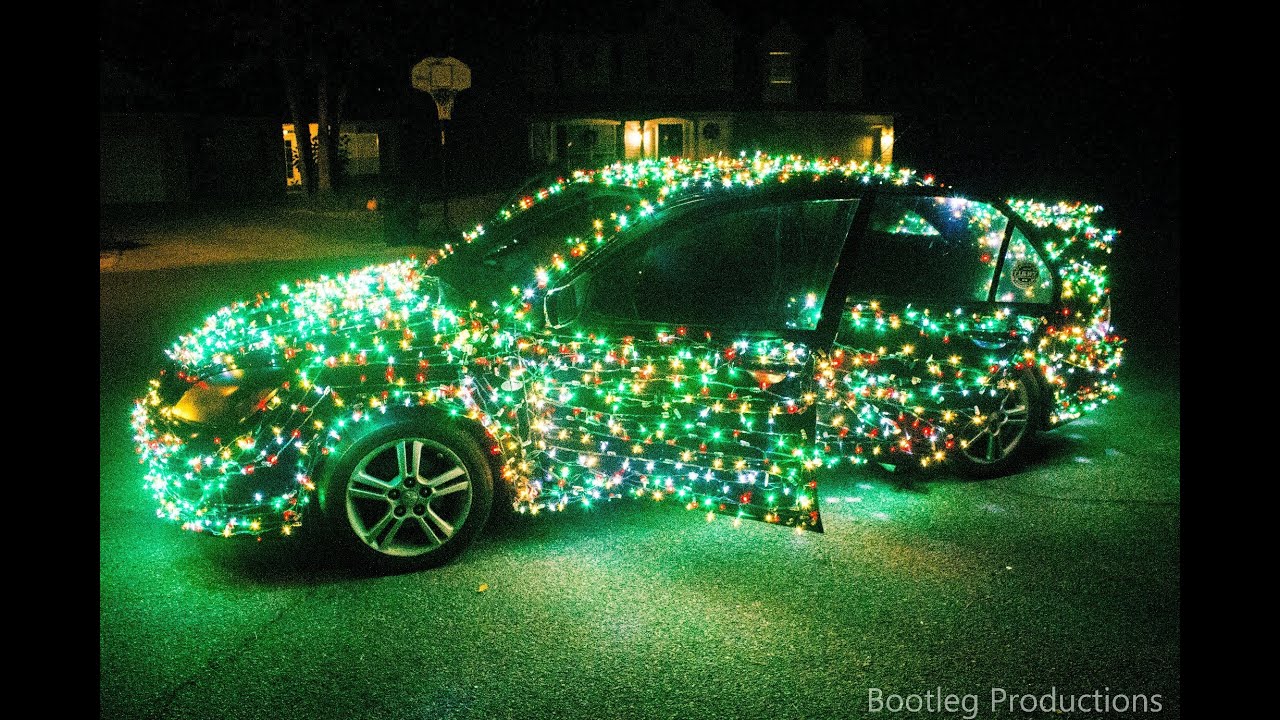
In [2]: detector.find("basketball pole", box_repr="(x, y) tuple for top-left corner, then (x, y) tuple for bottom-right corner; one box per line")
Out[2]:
(433, 91), (453, 229)
(439, 113), (448, 229)
(411, 57), (469, 237)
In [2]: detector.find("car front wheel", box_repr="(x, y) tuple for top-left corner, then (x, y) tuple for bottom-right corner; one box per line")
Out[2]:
(321, 419), (493, 571)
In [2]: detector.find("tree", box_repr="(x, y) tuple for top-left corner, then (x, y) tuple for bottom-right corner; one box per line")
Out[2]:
(275, 1), (312, 193)
(287, 0), (400, 195)
(218, 0), (399, 196)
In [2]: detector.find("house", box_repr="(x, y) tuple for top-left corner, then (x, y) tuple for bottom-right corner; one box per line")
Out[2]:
(100, 113), (401, 205)
(99, 3), (891, 205)
(522, 3), (893, 170)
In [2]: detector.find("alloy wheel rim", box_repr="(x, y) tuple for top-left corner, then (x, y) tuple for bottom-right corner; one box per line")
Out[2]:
(959, 376), (1031, 465)
(345, 437), (473, 557)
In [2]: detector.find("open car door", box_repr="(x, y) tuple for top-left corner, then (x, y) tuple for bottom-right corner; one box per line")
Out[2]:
(520, 193), (864, 531)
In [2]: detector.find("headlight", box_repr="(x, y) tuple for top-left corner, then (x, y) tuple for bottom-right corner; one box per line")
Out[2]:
(171, 369), (279, 425)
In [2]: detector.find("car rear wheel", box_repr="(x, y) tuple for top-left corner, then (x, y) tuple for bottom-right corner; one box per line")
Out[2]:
(952, 368), (1040, 478)
(321, 419), (493, 571)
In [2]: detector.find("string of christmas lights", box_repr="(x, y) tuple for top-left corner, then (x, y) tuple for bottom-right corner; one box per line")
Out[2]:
(133, 153), (1122, 539)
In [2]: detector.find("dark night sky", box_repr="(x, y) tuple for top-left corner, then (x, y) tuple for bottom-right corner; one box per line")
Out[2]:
(100, 0), (1178, 331)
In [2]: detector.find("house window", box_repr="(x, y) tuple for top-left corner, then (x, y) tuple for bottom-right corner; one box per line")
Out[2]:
(611, 44), (623, 83)
(342, 132), (380, 176)
(284, 141), (298, 186)
(646, 41), (664, 82)
(551, 48), (564, 85)
(555, 125), (569, 160)
(768, 51), (794, 84)
(559, 124), (616, 166)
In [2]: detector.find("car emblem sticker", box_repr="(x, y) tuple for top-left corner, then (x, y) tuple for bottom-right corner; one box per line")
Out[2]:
(1011, 260), (1039, 290)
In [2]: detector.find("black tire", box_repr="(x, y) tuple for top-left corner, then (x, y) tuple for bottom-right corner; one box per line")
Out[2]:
(952, 367), (1042, 479)
(319, 418), (493, 571)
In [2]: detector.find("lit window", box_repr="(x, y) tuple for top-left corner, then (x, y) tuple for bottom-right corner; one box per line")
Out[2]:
(768, 52), (794, 85)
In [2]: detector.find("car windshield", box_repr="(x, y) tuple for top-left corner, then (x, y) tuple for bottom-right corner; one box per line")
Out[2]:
(426, 183), (647, 305)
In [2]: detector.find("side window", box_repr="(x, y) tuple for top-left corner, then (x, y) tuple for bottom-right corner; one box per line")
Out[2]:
(780, 199), (860, 329)
(995, 227), (1053, 303)
(849, 196), (1008, 303)
(587, 199), (857, 329)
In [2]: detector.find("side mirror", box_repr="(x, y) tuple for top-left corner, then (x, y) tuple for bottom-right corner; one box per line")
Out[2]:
(544, 281), (580, 329)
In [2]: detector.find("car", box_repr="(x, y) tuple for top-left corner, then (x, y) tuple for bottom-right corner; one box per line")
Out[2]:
(132, 153), (1124, 570)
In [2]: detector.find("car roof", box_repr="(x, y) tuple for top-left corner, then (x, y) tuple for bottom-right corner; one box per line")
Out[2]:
(560, 174), (1058, 280)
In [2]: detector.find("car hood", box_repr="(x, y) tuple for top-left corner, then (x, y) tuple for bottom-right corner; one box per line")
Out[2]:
(165, 259), (454, 381)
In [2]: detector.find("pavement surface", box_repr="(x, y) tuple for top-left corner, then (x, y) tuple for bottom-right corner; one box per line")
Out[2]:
(100, 207), (1180, 720)
(100, 194), (502, 273)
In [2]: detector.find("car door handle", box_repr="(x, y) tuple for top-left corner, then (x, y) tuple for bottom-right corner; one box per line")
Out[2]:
(964, 331), (1012, 350)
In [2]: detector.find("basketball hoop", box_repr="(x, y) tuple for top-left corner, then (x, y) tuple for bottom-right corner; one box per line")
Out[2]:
(412, 56), (471, 121)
